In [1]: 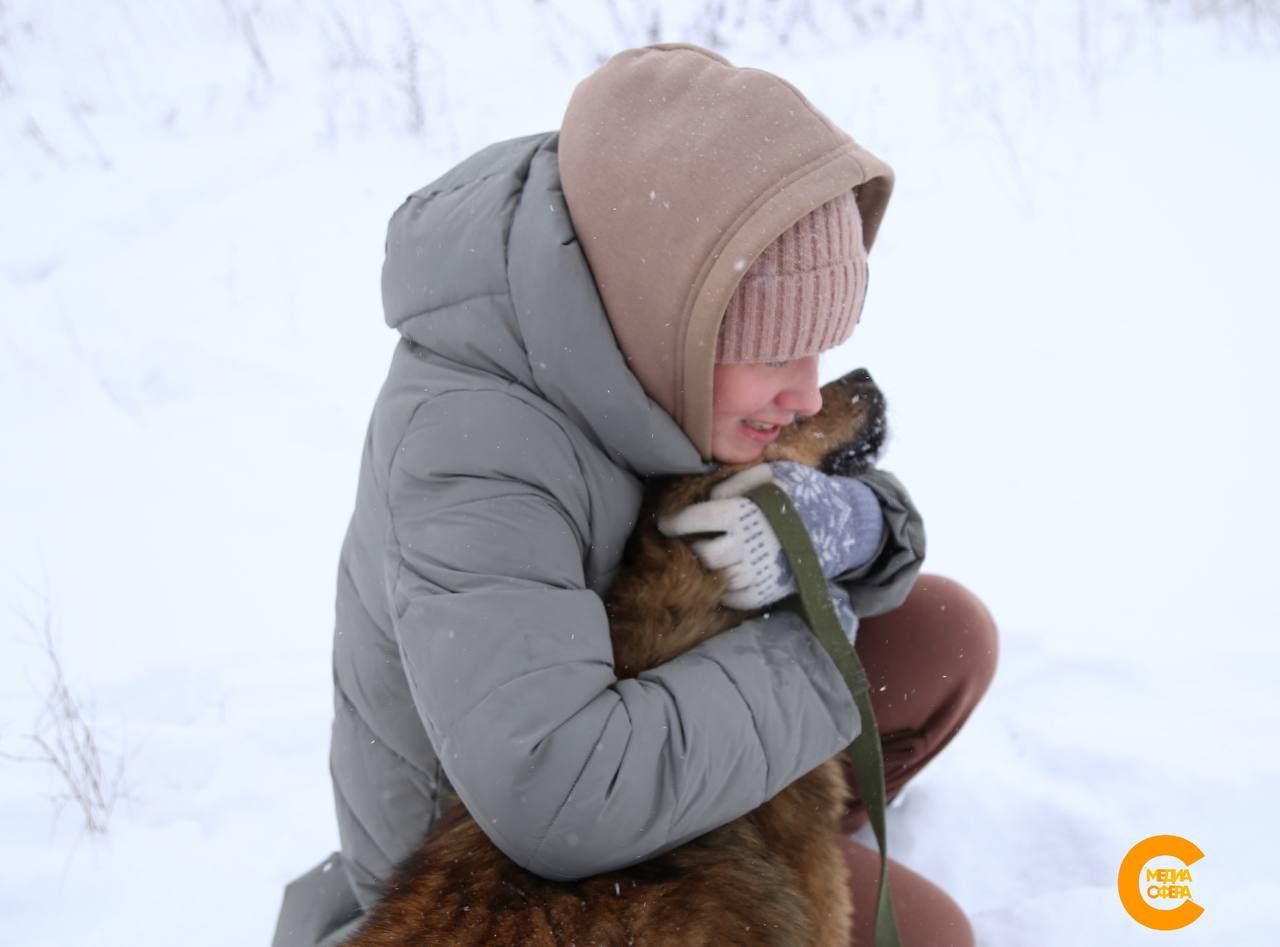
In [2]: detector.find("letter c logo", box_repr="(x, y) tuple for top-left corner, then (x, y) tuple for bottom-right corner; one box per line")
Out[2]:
(1117, 835), (1204, 930)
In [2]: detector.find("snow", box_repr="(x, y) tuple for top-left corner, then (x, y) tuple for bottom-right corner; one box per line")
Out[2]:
(2, 2), (1276, 944)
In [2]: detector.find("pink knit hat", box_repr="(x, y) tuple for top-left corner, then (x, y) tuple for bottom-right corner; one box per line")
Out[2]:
(715, 189), (867, 364)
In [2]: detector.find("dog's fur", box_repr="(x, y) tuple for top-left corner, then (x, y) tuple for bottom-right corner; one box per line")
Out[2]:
(343, 368), (888, 947)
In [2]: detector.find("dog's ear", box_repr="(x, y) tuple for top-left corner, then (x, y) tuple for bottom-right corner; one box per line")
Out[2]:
(769, 367), (888, 473)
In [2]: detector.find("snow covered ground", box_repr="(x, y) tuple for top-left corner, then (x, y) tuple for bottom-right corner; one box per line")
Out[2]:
(2, 2), (1277, 944)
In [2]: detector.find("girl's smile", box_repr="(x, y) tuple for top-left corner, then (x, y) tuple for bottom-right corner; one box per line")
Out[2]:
(710, 354), (824, 463)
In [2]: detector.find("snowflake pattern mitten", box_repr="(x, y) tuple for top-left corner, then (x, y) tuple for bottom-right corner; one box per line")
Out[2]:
(658, 461), (886, 617)
(767, 461), (885, 590)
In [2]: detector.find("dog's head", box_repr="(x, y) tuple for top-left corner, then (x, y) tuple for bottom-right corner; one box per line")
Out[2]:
(645, 367), (888, 520)
(763, 367), (887, 475)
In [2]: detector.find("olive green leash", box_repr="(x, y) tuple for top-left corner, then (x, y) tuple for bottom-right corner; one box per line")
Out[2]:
(746, 482), (903, 947)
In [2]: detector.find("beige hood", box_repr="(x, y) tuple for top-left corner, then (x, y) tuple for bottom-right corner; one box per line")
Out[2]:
(558, 43), (894, 461)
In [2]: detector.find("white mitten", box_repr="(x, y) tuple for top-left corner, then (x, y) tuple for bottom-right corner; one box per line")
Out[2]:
(656, 465), (794, 610)
(657, 462), (884, 615)
(657, 492), (790, 610)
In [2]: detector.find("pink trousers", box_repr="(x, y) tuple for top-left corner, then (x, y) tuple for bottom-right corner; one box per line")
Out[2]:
(836, 574), (999, 947)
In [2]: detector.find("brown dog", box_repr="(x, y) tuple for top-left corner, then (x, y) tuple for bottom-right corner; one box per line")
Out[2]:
(342, 367), (888, 947)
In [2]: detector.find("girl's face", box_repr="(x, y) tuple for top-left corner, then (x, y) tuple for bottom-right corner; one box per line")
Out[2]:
(710, 354), (824, 464)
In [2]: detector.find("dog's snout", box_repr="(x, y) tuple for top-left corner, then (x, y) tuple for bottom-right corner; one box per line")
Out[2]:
(849, 367), (874, 385)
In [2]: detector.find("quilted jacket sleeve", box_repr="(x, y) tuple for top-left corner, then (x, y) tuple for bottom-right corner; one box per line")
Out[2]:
(387, 390), (861, 882)
(832, 468), (927, 619)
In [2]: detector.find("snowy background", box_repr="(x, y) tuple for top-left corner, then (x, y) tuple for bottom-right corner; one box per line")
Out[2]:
(2, 1), (1277, 944)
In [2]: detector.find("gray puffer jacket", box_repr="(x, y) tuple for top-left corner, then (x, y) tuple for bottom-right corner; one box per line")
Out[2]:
(273, 47), (925, 947)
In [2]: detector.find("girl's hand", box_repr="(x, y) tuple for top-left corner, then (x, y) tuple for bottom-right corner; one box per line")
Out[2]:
(657, 462), (883, 613)
(657, 488), (794, 610)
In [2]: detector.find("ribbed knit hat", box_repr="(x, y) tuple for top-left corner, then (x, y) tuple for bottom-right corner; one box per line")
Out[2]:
(715, 189), (867, 364)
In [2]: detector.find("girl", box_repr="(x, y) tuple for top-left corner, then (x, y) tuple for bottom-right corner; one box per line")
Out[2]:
(273, 43), (998, 947)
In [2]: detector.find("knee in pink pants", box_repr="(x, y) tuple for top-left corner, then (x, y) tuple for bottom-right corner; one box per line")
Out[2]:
(837, 573), (999, 947)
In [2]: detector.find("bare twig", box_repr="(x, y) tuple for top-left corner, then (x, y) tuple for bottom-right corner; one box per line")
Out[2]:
(22, 116), (64, 165)
(0, 0), (12, 100)
(220, 0), (273, 87)
(394, 2), (426, 135)
(324, 4), (372, 70)
(2, 593), (125, 836)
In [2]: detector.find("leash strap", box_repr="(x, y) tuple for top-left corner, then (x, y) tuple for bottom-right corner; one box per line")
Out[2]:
(746, 482), (903, 947)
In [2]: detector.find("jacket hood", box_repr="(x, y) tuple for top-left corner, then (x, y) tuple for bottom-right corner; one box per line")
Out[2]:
(559, 43), (894, 459)
(380, 132), (710, 479)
